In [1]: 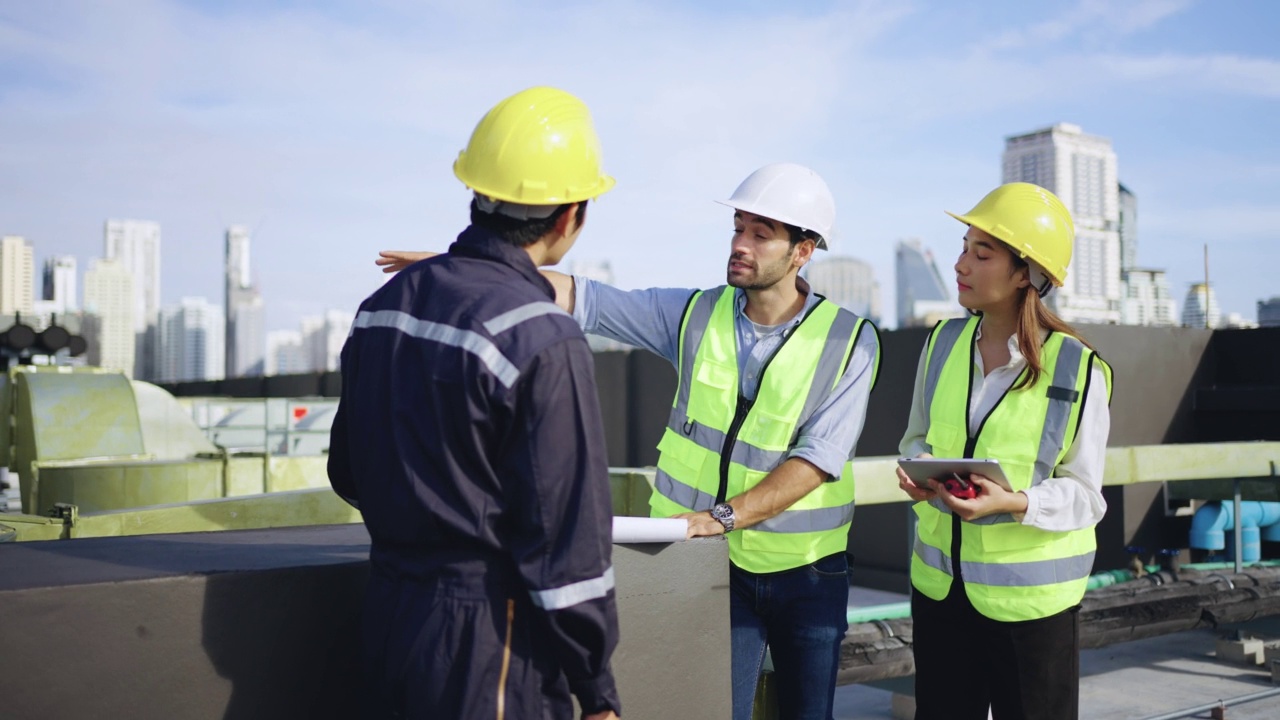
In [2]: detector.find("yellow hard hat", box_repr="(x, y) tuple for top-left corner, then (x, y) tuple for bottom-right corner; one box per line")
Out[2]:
(946, 182), (1074, 286)
(454, 87), (615, 205)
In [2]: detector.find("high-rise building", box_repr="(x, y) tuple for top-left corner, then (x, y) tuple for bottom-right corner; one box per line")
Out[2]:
(225, 225), (266, 377)
(1181, 283), (1221, 329)
(42, 255), (78, 313)
(0, 236), (34, 316)
(1002, 123), (1122, 324)
(83, 258), (135, 376)
(105, 219), (161, 378)
(1259, 297), (1280, 328)
(301, 310), (354, 372)
(805, 256), (881, 323)
(1120, 268), (1177, 327)
(1118, 183), (1138, 273)
(266, 330), (308, 376)
(158, 297), (225, 383)
(104, 220), (161, 330)
(896, 239), (960, 328)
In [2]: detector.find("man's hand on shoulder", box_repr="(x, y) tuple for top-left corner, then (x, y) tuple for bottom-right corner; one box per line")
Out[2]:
(583, 711), (619, 720)
(376, 250), (436, 273)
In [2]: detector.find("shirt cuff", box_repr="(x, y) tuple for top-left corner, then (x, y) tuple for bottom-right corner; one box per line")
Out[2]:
(570, 670), (621, 716)
(788, 436), (848, 481)
(570, 275), (595, 333)
(1018, 488), (1041, 526)
(900, 438), (931, 459)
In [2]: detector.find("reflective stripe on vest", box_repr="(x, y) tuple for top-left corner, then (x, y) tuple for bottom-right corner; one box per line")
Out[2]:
(912, 535), (1094, 586)
(911, 315), (1110, 622)
(650, 287), (873, 573)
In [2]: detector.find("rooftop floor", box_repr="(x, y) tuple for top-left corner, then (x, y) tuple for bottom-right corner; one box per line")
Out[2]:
(839, 587), (1280, 720)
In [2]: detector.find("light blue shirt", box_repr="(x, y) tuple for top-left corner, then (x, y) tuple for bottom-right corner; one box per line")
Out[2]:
(572, 276), (879, 479)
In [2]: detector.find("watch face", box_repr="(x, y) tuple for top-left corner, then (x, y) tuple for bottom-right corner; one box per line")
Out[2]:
(712, 503), (734, 531)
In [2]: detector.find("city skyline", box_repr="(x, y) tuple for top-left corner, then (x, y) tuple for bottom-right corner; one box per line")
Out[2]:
(1, 1), (1277, 331)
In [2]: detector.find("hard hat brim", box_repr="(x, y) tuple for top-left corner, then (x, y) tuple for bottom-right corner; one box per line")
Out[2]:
(945, 210), (1065, 286)
(717, 199), (829, 250)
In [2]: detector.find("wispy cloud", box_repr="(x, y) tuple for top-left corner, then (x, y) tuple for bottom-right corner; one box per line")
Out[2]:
(1101, 53), (1280, 98)
(984, 0), (1195, 52)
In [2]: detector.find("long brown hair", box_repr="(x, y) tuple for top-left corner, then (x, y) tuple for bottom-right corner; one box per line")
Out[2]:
(1010, 256), (1092, 391)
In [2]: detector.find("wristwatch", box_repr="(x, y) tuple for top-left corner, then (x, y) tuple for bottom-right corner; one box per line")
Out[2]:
(710, 502), (736, 533)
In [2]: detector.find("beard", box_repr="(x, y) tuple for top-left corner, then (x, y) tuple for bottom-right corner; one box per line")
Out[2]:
(726, 249), (794, 290)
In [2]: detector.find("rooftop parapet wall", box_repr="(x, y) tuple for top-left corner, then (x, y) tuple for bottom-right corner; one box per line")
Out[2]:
(0, 525), (731, 719)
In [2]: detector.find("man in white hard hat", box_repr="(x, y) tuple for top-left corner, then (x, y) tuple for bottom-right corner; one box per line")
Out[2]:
(379, 163), (880, 719)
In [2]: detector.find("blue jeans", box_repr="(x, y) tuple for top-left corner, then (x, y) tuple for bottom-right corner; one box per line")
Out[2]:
(730, 552), (850, 720)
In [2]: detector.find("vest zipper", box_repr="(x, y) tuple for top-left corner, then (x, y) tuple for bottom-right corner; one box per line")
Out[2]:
(953, 328), (980, 582)
(717, 394), (752, 504)
(952, 324), (1042, 581)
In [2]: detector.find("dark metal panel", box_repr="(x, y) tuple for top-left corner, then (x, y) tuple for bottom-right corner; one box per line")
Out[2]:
(626, 351), (676, 467)
(591, 351), (631, 467)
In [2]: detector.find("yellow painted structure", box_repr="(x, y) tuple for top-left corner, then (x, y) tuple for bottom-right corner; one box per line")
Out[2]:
(4, 443), (1279, 544)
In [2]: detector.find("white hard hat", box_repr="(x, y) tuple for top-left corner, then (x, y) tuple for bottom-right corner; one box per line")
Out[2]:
(717, 163), (835, 250)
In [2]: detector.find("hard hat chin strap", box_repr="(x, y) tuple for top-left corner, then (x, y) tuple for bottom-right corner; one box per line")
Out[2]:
(474, 193), (561, 220)
(1027, 262), (1055, 298)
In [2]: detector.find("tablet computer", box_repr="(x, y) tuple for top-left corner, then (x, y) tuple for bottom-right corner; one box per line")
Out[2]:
(897, 457), (1012, 491)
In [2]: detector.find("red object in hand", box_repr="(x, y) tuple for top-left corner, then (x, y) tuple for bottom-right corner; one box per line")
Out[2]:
(943, 474), (979, 499)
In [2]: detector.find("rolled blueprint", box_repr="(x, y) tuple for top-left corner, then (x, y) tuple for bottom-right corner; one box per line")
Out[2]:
(612, 516), (688, 544)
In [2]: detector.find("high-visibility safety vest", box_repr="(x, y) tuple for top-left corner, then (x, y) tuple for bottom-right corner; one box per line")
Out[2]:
(649, 286), (879, 574)
(910, 315), (1113, 621)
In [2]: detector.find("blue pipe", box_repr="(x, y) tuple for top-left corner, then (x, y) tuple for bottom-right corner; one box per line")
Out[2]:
(1189, 501), (1280, 562)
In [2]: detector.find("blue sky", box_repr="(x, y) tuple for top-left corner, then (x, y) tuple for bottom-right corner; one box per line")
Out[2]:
(1, 0), (1277, 331)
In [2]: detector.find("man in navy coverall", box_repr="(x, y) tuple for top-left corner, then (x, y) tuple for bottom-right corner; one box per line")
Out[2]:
(328, 86), (621, 720)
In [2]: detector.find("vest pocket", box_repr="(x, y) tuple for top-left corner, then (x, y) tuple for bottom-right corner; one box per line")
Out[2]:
(740, 527), (811, 554)
(693, 358), (736, 391)
(924, 421), (964, 458)
(655, 432), (717, 509)
(742, 407), (794, 453)
(657, 432), (708, 472)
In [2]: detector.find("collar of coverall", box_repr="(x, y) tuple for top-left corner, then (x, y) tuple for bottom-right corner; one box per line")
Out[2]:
(450, 225), (558, 301)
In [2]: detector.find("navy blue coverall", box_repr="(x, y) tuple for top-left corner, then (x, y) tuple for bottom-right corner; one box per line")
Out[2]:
(328, 226), (621, 718)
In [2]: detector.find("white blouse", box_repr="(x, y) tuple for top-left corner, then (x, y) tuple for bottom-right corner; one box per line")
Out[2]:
(899, 321), (1111, 532)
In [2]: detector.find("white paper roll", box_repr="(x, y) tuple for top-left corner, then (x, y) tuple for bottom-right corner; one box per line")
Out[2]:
(612, 516), (688, 544)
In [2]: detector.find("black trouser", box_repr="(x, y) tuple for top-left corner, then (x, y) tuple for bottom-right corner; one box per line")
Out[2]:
(912, 583), (1080, 720)
(361, 558), (572, 720)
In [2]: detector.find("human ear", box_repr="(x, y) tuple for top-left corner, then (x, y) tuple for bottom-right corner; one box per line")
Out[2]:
(1014, 264), (1031, 289)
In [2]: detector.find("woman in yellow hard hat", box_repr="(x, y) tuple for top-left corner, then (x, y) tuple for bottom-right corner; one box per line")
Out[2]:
(895, 183), (1113, 720)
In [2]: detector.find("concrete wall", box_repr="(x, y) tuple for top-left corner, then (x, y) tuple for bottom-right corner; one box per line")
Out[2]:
(0, 525), (730, 719)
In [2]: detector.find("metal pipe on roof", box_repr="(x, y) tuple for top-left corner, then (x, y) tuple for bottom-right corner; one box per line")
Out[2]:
(1137, 686), (1280, 720)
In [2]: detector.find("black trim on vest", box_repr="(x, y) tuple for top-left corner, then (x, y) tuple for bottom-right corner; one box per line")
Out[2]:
(839, 319), (882, 393)
(840, 320), (865, 379)
(1070, 352), (1097, 449)
(672, 289), (703, 402)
